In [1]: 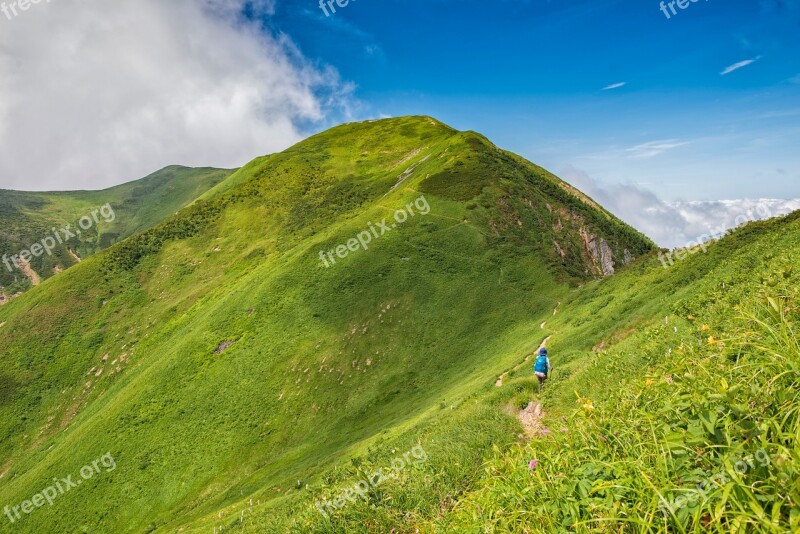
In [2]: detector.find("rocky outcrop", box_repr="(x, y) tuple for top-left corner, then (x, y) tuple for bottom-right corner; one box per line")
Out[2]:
(623, 249), (633, 265)
(535, 202), (632, 278)
(580, 227), (616, 277)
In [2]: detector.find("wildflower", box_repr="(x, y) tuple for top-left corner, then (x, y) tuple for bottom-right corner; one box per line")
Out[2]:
(540, 428), (552, 435)
(529, 459), (538, 470)
(687, 315), (696, 321)
(645, 378), (654, 386)
(583, 400), (594, 412)
(708, 336), (720, 346)
(701, 325), (711, 331)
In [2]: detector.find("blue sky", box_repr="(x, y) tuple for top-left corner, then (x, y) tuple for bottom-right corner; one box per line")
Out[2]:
(1, 0), (798, 245)
(266, 0), (800, 202)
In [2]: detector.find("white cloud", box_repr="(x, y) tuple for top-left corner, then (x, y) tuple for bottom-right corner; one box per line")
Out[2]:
(602, 82), (626, 90)
(0, 0), (352, 191)
(721, 56), (762, 75)
(559, 166), (800, 248)
(625, 140), (688, 159)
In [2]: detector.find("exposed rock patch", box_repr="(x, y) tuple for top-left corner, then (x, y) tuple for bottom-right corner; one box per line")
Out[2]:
(580, 227), (615, 276)
(214, 340), (237, 354)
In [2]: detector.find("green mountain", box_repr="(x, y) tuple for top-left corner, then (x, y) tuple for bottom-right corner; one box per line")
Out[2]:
(0, 166), (234, 301)
(0, 117), (797, 533)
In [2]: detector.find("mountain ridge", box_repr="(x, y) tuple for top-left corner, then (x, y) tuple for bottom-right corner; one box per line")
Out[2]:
(0, 165), (234, 302)
(0, 116), (695, 533)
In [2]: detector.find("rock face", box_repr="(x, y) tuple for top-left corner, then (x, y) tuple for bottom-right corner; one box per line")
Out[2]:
(598, 238), (615, 276)
(623, 249), (633, 265)
(538, 201), (649, 279)
(580, 227), (616, 277)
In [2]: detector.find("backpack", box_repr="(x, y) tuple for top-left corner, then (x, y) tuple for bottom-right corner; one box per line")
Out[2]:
(534, 355), (548, 374)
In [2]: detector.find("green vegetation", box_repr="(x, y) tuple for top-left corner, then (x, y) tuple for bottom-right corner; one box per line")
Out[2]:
(0, 166), (233, 296)
(0, 116), (796, 533)
(426, 213), (800, 533)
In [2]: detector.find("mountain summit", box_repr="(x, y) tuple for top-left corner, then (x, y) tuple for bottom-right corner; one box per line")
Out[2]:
(0, 116), (656, 532)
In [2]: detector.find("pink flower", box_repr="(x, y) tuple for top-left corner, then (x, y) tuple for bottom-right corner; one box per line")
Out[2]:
(529, 459), (538, 470)
(541, 428), (552, 435)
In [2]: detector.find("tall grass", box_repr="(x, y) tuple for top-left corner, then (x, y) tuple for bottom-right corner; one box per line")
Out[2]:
(434, 291), (799, 533)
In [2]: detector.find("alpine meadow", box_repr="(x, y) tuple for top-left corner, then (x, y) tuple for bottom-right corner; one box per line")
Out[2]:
(2, 1), (799, 533)
(0, 117), (797, 532)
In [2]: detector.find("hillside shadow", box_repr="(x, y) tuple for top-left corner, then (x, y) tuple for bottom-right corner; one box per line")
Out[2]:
(0, 374), (19, 406)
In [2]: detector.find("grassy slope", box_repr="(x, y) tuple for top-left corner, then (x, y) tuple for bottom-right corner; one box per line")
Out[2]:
(0, 166), (233, 294)
(265, 213), (799, 533)
(427, 213), (800, 533)
(0, 117), (653, 533)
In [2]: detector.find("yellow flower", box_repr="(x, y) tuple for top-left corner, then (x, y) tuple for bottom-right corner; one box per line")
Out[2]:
(645, 378), (654, 386)
(701, 325), (711, 331)
(687, 315), (696, 321)
(583, 400), (594, 412)
(708, 336), (720, 346)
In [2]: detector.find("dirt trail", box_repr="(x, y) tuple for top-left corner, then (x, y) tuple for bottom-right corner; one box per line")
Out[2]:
(518, 402), (547, 438)
(518, 335), (555, 437)
(17, 258), (41, 286)
(540, 301), (562, 328)
(496, 335), (551, 387)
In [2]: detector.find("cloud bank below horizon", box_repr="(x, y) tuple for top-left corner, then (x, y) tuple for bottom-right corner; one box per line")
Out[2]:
(560, 167), (800, 249)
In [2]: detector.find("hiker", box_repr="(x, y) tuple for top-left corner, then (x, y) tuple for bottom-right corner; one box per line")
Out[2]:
(533, 347), (552, 390)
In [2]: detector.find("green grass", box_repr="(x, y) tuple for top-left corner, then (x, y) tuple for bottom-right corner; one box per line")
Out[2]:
(418, 214), (800, 533)
(1, 116), (795, 533)
(0, 165), (233, 295)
